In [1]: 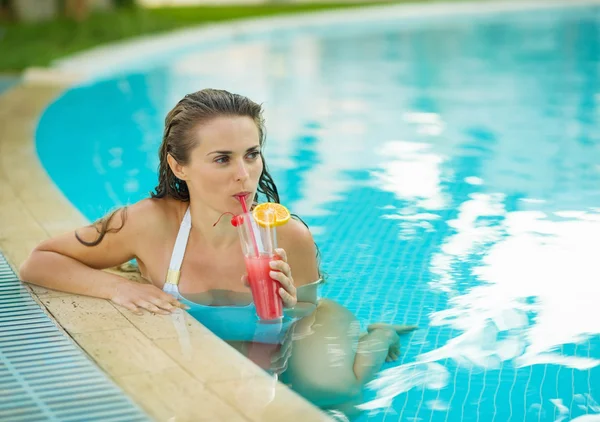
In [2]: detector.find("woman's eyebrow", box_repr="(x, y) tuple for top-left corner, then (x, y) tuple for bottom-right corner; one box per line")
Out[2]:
(207, 145), (260, 156)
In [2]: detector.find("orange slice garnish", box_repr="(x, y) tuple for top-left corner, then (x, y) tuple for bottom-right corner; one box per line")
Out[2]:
(252, 203), (291, 227)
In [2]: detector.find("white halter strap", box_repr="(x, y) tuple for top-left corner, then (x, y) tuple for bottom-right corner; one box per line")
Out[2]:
(164, 207), (191, 290)
(163, 206), (267, 297)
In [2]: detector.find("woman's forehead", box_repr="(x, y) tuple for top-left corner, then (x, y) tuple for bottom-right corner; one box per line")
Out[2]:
(193, 116), (260, 150)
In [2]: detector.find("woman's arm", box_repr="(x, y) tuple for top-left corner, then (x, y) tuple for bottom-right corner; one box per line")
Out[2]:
(277, 218), (321, 317)
(19, 199), (183, 314)
(279, 217), (321, 289)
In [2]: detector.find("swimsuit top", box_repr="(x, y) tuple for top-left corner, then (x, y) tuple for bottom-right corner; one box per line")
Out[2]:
(162, 207), (320, 344)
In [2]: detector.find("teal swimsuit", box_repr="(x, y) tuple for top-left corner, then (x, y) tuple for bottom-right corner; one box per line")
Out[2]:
(162, 207), (319, 344)
(180, 299), (291, 344)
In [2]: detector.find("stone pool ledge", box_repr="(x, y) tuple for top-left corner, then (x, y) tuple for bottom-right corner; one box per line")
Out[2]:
(0, 82), (331, 421)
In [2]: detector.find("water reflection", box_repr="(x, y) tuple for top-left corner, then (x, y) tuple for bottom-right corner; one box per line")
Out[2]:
(360, 206), (600, 414)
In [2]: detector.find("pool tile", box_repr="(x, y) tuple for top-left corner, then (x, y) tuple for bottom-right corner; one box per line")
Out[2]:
(153, 333), (266, 383)
(42, 295), (132, 333)
(209, 377), (331, 422)
(19, 197), (88, 238)
(73, 327), (176, 377)
(0, 117), (31, 146)
(0, 179), (16, 202)
(0, 200), (48, 241)
(0, 237), (45, 271)
(116, 366), (247, 422)
(119, 307), (214, 340)
(25, 283), (71, 298)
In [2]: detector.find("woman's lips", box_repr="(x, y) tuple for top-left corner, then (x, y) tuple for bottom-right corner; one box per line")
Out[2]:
(233, 191), (251, 199)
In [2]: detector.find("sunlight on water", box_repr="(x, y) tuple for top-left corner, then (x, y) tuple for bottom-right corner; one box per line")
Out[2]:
(360, 205), (600, 411)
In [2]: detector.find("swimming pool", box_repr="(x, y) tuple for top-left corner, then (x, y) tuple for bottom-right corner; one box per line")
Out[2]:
(36, 2), (600, 421)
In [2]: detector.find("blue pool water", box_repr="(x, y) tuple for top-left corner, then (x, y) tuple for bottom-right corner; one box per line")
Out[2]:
(36, 3), (600, 421)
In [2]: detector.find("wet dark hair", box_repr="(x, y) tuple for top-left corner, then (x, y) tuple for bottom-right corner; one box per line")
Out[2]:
(75, 89), (324, 279)
(150, 88), (279, 204)
(77, 88), (277, 247)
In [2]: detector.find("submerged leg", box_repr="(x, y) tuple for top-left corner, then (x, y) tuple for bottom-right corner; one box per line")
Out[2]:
(280, 299), (417, 412)
(353, 326), (400, 383)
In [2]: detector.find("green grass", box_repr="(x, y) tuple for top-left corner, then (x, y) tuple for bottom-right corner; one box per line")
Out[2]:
(0, 1), (423, 73)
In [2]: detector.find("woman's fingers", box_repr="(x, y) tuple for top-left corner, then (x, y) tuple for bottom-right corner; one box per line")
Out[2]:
(241, 274), (250, 287)
(264, 249), (297, 309)
(122, 298), (182, 316)
(160, 293), (187, 310)
(150, 297), (176, 312)
(274, 248), (288, 263)
(111, 282), (188, 315)
(270, 260), (291, 276)
(269, 267), (297, 308)
(138, 300), (169, 315)
(268, 252), (297, 309)
(270, 271), (295, 293)
(122, 302), (143, 316)
(279, 287), (297, 308)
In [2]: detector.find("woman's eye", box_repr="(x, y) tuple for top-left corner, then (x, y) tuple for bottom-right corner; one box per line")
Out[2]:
(247, 151), (260, 160)
(215, 156), (229, 164)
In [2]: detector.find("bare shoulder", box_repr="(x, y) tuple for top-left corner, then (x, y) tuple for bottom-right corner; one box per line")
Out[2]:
(126, 197), (173, 230)
(79, 197), (171, 241)
(119, 197), (186, 245)
(277, 216), (316, 252)
(29, 197), (183, 272)
(278, 216), (320, 287)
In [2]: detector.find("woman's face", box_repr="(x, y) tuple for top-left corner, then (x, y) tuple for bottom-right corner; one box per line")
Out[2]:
(182, 115), (264, 214)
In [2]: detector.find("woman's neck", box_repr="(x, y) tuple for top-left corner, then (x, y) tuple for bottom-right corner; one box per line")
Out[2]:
(187, 200), (239, 250)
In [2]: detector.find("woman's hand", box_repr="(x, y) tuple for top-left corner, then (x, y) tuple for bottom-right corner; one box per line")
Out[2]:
(269, 248), (297, 308)
(241, 247), (297, 308)
(110, 280), (188, 315)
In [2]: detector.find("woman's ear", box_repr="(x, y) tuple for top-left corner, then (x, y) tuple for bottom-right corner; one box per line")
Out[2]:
(167, 154), (187, 180)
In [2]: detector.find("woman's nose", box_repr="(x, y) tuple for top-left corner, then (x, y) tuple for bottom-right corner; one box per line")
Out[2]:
(235, 159), (250, 181)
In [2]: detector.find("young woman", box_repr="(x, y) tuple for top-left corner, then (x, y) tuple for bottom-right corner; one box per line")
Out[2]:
(20, 88), (415, 417)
